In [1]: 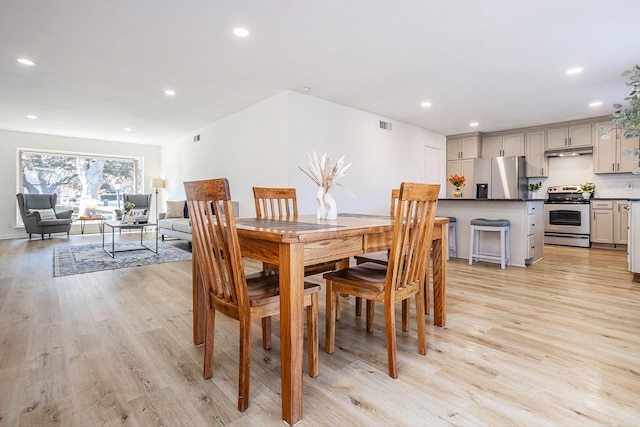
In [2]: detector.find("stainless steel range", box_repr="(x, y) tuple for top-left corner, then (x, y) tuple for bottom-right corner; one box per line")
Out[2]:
(543, 185), (591, 248)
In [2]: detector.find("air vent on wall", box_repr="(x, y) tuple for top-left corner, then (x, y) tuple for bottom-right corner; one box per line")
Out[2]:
(379, 120), (392, 130)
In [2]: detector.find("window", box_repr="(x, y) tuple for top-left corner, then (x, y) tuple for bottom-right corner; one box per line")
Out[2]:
(18, 149), (143, 223)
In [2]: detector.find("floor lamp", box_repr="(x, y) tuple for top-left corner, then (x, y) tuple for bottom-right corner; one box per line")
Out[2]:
(114, 178), (122, 210)
(150, 178), (165, 224)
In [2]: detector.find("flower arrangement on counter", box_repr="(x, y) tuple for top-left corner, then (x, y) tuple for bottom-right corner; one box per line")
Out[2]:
(448, 174), (466, 188)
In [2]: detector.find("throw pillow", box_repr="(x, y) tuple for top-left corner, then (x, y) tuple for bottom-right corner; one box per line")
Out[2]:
(28, 208), (57, 220)
(165, 201), (185, 218)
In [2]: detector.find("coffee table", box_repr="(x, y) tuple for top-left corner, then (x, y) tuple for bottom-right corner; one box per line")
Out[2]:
(102, 220), (158, 258)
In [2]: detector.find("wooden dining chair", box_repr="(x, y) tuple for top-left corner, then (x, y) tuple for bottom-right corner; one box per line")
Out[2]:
(353, 188), (433, 326)
(253, 187), (338, 275)
(352, 189), (400, 320)
(253, 186), (299, 219)
(324, 182), (440, 378)
(253, 186), (339, 347)
(186, 178), (320, 411)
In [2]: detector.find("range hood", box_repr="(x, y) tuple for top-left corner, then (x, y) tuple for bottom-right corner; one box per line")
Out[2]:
(544, 146), (593, 157)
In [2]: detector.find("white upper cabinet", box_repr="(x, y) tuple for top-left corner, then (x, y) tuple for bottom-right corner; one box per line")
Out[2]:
(546, 123), (592, 150)
(503, 133), (525, 156)
(481, 136), (501, 158)
(593, 121), (640, 174)
(481, 133), (524, 158)
(525, 130), (548, 177)
(447, 135), (480, 160)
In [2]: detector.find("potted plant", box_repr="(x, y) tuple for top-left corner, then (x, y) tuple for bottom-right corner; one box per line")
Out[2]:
(120, 200), (135, 221)
(612, 64), (640, 139)
(612, 64), (640, 174)
(528, 182), (542, 199)
(579, 182), (596, 199)
(123, 200), (135, 214)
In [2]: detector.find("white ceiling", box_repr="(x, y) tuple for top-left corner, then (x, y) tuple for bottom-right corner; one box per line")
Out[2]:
(2, 0), (640, 145)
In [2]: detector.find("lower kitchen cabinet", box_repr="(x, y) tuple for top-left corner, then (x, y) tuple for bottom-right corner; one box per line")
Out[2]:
(629, 202), (640, 273)
(614, 201), (629, 245)
(526, 202), (544, 261)
(591, 199), (629, 247)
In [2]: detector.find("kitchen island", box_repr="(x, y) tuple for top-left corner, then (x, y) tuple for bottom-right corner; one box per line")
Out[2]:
(437, 199), (544, 267)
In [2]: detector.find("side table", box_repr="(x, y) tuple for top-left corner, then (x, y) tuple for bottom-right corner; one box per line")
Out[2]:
(78, 216), (106, 234)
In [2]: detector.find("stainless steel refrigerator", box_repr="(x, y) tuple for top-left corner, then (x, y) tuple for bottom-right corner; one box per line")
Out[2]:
(473, 156), (527, 199)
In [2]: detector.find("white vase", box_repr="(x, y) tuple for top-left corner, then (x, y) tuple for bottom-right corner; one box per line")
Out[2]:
(316, 187), (337, 220)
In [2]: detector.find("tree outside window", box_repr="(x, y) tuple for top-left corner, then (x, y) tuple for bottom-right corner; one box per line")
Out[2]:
(18, 150), (143, 223)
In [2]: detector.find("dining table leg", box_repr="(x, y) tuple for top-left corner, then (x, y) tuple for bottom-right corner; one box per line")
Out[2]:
(432, 224), (447, 327)
(278, 242), (305, 425)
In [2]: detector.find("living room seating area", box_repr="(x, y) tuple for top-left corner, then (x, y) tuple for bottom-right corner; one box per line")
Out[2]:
(158, 200), (239, 243)
(16, 193), (73, 240)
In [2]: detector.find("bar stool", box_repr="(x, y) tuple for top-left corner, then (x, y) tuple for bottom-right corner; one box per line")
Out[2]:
(469, 218), (510, 269)
(446, 217), (457, 260)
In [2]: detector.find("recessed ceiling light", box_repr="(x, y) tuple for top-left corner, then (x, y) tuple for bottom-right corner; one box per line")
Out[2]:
(27, 114), (37, 119)
(566, 67), (583, 75)
(164, 89), (176, 96)
(17, 58), (35, 66)
(589, 101), (603, 107)
(123, 127), (132, 132)
(302, 86), (311, 92)
(233, 27), (249, 37)
(420, 101), (432, 108)
(469, 122), (479, 127)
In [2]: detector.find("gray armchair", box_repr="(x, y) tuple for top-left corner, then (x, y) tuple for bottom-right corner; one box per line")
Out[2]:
(115, 194), (152, 222)
(16, 193), (73, 240)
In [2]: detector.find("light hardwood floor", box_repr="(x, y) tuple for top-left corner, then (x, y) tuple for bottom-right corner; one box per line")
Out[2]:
(0, 233), (639, 426)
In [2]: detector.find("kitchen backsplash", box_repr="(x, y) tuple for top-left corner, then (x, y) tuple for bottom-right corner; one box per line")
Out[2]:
(527, 155), (640, 199)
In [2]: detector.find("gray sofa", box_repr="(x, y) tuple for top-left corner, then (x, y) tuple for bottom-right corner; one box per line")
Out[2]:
(158, 200), (239, 243)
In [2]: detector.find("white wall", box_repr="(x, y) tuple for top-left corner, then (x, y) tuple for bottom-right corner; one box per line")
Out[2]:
(161, 92), (289, 217)
(0, 129), (161, 239)
(287, 92), (446, 214)
(160, 91), (447, 216)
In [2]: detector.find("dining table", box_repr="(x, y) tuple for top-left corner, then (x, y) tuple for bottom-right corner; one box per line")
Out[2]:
(191, 213), (449, 425)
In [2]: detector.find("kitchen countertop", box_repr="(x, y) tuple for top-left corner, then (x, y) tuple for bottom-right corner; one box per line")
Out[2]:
(591, 197), (638, 201)
(438, 198), (543, 202)
(440, 197), (640, 202)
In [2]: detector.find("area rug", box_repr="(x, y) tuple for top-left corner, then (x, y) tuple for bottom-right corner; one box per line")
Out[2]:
(53, 241), (192, 277)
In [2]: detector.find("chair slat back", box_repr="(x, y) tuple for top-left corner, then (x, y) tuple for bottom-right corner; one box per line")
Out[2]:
(185, 178), (248, 317)
(390, 189), (400, 217)
(253, 187), (298, 220)
(386, 183), (440, 295)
